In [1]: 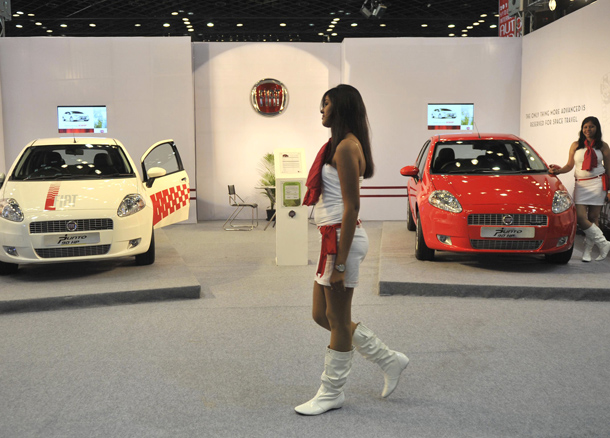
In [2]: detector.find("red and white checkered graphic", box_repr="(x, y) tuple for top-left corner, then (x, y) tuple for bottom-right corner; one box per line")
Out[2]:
(150, 183), (190, 225)
(44, 183), (61, 211)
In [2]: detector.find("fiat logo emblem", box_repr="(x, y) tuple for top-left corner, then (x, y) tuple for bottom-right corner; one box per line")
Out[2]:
(251, 78), (288, 116)
(66, 221), (78, 232)
(502, 215), (514, 226)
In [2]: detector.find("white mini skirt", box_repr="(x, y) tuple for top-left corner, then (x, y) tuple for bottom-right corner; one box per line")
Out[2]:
(574, 177), (606, 206)
(315, 227), (369, 288)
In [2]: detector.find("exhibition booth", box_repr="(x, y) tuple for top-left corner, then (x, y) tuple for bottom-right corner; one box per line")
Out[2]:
(0, 0), (609, 309)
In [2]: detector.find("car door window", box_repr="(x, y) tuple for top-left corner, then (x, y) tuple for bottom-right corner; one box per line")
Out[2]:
(416, 141), (431, 176)
(142, 142), (182, 178)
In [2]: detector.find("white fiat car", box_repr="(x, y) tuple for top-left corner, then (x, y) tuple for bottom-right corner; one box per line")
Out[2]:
(0, 137), (190, 275)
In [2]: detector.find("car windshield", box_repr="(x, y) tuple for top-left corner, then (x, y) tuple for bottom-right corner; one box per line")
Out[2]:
(430, 140), (548, 175)
(10, 144), (135, 181)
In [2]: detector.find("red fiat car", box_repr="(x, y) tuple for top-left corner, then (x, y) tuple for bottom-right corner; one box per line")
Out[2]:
(400, 133), (576, 263)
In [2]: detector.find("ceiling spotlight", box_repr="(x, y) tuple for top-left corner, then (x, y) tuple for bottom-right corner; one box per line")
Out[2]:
(60, 24), (67, 28)
(207, 22), (214, 27)
(89, 23), (96, 27)
(236, 23), (243, 27)
(163, 23), (170, 27)
(421, 24), (428, 27)
(549, 0), (557, 11)
(360, 1), (387, 19)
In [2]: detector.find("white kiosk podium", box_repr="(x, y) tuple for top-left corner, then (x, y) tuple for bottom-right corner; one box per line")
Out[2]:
(274, 148), (308, 266)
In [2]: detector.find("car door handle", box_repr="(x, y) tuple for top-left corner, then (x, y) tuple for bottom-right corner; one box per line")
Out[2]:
(181, 177), (187, 181)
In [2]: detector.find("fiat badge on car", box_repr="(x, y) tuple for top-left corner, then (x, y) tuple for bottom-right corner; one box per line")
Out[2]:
(66, 220), (78, 232)
(502, 215), (514, 226)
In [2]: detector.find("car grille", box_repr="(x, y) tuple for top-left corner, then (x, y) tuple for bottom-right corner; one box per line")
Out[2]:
(470, 240), (543, 250)
(468, 214), (547, 226)
(30, 219), (114, 234)
(34, 245), (111, 259)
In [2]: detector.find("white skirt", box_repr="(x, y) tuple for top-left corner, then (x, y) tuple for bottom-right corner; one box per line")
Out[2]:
(574, 177), (606, 206)
(315, 227), (369, 288)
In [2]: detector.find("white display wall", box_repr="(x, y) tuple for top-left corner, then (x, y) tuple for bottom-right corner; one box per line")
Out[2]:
(193, 42), (341, 220)
(0, 37), (197, 222)
(0, 77), (5, 173)
(343, 37), (522, 220)
(520, 0), (610, 195)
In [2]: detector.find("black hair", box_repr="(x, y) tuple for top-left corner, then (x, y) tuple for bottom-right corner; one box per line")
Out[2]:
(577, 116), (603, 150)
(321, 84), (375, 179)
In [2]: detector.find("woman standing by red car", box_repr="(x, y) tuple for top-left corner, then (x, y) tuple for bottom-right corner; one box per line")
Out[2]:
(550, 116), (610, 261)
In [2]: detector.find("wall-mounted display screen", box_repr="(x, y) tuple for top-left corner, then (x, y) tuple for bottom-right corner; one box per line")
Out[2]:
(427, 103), (474, 130)
(57, 105), (107, 134)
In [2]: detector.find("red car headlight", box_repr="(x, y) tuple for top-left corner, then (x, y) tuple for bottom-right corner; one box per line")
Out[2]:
(552, 190), (572, 214)
(429, 190), (462, 213)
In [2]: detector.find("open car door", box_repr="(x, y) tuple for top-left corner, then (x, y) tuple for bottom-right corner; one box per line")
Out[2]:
(141, 139), (190, 229)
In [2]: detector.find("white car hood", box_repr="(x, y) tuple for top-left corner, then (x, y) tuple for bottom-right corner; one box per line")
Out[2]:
(2, 179), (141, 213)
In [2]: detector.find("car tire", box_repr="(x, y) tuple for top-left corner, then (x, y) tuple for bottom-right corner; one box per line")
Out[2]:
(406, 197), (416, 232)
(415, 212), (435, 261)
(135, 230), (155, 266)
(0, 261), (19, 275)
(544, 245), (573, 264)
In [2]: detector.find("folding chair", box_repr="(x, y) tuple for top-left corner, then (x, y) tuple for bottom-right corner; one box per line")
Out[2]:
(223, 185), (259, 231)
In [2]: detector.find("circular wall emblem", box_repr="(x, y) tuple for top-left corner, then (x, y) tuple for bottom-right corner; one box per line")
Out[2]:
(66, 220), (78, 232)
(502, 215), (514, 226)
(251, 78), (288, 116)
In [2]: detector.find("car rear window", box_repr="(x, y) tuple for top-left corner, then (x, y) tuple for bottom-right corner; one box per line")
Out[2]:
(10, 144), (135, 181)
(430, 140), (547, 174)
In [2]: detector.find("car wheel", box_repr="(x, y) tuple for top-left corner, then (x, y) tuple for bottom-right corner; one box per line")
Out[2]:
(135, 229), (155, 266)
(415, 212), (435, 261)
(406, 196), (416, 232)
(544, 245), (573, 264)
(0, 261), (19, 275)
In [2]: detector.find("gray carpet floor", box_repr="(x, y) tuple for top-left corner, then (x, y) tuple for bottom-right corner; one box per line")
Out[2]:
(1, 221), (609, 438)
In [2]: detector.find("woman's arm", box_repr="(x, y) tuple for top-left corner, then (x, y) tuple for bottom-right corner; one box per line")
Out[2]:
(330, 138), (362, 291)
(601, 142), (610, 201)
(549, 141), (577, 175)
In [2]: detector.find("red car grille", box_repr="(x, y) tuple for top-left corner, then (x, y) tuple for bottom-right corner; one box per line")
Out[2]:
(470, 240), (543, 250)
(468, 214), (547, 226)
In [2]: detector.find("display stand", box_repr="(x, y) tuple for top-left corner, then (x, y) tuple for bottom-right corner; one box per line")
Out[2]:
(274, 148), (307, 265)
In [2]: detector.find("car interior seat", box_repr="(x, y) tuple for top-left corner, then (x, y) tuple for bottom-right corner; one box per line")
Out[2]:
(433, 148), (455, 172)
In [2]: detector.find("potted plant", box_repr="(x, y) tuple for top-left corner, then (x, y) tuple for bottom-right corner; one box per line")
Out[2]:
(258, 152), (276, 221)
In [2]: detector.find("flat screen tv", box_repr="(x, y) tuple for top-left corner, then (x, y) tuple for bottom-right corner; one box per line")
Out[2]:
(428, 103), (474, 130)
(57, 105), (107, 134)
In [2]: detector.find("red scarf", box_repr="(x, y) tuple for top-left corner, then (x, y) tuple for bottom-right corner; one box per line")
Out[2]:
(303, 139), (331, 206)
(316, 223), (342, 277)
(582, 139), (598, 171)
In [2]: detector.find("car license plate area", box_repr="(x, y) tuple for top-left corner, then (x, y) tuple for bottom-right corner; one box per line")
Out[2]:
(44, 233), (101, 247)
(480, 227), (535, 239)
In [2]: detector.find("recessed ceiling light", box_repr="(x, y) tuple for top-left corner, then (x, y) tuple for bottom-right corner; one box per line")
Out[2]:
(421, 24), (428, 27)
(481, 14), (487, 17)
(478, 19), (485, 23)
(280, 23), (286, 27)
(318, 32), (324, 36)
(207, 22), (214, 27)
(60, 24), (67, 28)
(16, 11), (24, 15)
(462, 34), (468, 37)
(490, 24), (497, 28)
(89, 23), (96, 27)
(329, 24), (335, 28)
(449, 33), (455, 37)
(182, 18), (189, 21)
(35, 22), (42, 25)
(184, 21), (191, 25)
(380, 23), (386, 27)
(326, 28), (332, 32)
(351, 23), (358, 27)
(15, 24), (23, 28)
(28, 14), (35, 17)
(187, 25), (193, 28)
(163, 23), (170, 27)
(47, 29), (53, 33)
(467, 26), (473, 29)
(473, 22), (480, 26)
(12, 14), (19, 17)
(172, 12), (179, 15)
(448, 24), (455, 28)
(188, 28), (194, 32)
(331, 33), (337, 36)
(236, 23), (243, 27)
(135, 24), (141, 27)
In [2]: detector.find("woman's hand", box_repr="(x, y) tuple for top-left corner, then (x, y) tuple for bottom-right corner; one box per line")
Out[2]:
(329, 269), (346, 293)
(549, 164), (561, 175)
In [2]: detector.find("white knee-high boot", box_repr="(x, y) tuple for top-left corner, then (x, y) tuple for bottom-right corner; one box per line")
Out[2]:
(582, 236), (594, 262)
(583, 224), (610, 261)
(295, 347), (354, 416)
(352, 323), (409, 398)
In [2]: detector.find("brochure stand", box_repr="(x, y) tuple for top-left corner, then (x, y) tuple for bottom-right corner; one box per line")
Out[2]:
(274, 148), (307, 265)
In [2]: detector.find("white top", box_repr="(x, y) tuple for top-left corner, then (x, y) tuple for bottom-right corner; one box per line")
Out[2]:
(313, 164), (363, 226)
(574, 147), (604, 179)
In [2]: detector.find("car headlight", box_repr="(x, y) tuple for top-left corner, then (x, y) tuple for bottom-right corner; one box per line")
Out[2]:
(117, 194), (146, 217)
(0, 198), (24, 222)
(552, 190), (572, 214)
(428, 190), (462, 213)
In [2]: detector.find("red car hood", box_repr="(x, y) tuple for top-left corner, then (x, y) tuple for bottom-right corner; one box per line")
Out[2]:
(430, 173), (566, 207)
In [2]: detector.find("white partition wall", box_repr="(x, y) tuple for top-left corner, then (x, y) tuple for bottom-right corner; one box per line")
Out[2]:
(520, 0), (610, 196)
(193, 42), (341, 221)
(0, 75), (5, 174)
(343, 37), (522, 220)
(0, 37), (197, 222)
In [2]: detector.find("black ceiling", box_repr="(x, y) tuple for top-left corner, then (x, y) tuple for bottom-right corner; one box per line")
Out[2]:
(0, 0), (595, 42)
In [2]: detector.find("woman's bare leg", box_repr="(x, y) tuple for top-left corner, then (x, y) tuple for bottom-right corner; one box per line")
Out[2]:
(312, 281), (358, 336)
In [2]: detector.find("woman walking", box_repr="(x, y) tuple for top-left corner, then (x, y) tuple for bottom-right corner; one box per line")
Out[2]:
(295, 84), (408, 416)
(550, 116), (610, 261)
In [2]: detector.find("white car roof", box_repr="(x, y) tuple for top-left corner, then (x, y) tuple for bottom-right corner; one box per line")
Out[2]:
(27, 138), (123, 147)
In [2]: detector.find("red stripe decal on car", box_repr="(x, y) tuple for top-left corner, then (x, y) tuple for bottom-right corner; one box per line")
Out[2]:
(44, 183), (61, 211)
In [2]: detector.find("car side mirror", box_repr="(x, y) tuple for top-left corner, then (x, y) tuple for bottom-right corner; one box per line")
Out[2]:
(146, 167), (166, 188)
(0, 173), (5, 189)
(400, 166), (419, 178)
